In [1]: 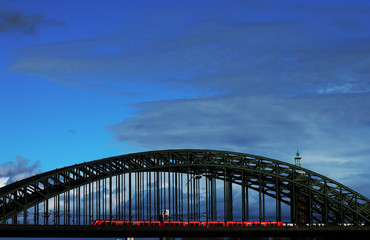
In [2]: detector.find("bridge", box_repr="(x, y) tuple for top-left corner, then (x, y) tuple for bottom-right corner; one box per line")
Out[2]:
(0, 149), (369, 237)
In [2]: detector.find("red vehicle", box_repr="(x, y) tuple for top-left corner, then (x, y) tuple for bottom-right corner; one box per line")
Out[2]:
(92, 220), (284, 227)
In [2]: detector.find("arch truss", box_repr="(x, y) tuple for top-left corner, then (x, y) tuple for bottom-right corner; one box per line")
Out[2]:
(0, 149), (369, 225)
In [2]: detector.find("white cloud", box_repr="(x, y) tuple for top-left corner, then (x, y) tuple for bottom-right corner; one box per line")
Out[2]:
(0, 156), (40, 185)
(0, 177), (9, 188)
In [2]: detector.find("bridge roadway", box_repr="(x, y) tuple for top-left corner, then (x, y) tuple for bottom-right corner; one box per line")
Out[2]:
(0, 224), (369, 238)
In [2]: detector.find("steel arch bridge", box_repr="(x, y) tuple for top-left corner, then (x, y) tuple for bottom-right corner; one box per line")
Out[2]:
(1, 149), (369, 225)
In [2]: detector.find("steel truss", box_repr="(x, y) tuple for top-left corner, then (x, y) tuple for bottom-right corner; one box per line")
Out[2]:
(0, 149), (369, 225)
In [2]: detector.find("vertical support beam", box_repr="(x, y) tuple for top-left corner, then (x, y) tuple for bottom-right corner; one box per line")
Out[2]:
(339, 186), (343, 225)
(102, 178), (105, 221)
(146, 171), (149, 221)
(34, 204), (37, 225)
(156, 170), (160, 221)
(187, 166), (190, 222)
(168, 168), (173, 222)
(83, 184), (86, 225)
(160, 171), (162, 218)
(149, 170), (151, 222)
(45, 199), (49, 225)
(36, 203), (39, 225)
(175, 171), (178, 221)
(23, 188), (27, 225)
(139, 171), (141, 220)
(77, 186), (80, 225)
(124, 173), (126, 220)
(245, 175), (249, 221)
(291, 170), (296, 225)
(308, 174), (313, 226)
(53, 195), (56, 225)
(67, 189), (70, 225)
(135, 172), (137, 220)
(323, 179), (328, 225)
(263, 191), (265, 221)
(206, 169), (208, 222)
(224, 168), (233, 221)
(122, 174), (124, 220)
(63, 192), (66, 225)
(194, 178), (197, 221)
(117, 175), (120, 221)
(54, 195), (57, 225)
(109, 175), (112, 221)
(229, 173), (233, 221)
(129, 171), (132, 222)
(141, 171), (143, 219)
(242, 170), (245, 222)
(224, 168), (226, 222)
(58, 193), (61, 225)
(211, 174), (217, 221)
(168, 167), (171, 222)
(198, 178), (201, 221)
(354, 195), (359, 226)
(163, 170), (165, 219)
(259, 173), (262, 222)
(275, 177), (281, 222)
(142, 171), (144, 220)
(180, 172), (183, 221)
(89, 181), (91, 224)
(97, 180), (100, 221)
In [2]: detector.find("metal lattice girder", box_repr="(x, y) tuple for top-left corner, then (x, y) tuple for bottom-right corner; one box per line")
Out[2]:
(0, 149), (369, 224)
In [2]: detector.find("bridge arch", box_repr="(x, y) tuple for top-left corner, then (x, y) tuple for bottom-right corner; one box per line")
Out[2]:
(1, 149), (369, 225)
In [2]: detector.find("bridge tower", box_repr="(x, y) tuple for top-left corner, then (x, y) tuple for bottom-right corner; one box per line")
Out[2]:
(292, 151), (310, 225)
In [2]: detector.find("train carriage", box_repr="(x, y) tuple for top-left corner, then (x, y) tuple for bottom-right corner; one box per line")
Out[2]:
(92, 220), (284, 227)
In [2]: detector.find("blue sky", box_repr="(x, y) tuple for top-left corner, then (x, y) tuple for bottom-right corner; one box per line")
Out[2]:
(1, 0), (370, 199)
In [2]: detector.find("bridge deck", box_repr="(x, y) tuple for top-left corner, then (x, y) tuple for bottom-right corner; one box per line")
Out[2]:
(0, 225), (368, 238)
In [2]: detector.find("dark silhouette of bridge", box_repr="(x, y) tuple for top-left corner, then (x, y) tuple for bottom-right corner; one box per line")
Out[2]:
(0, 149), (369, 237)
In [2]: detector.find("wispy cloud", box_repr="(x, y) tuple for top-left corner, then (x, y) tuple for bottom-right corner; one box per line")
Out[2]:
(0, 8), (63, 36)
(107, 94), (370, 196)
(7, 1), (370, 97)
(108, 95), (370, 153)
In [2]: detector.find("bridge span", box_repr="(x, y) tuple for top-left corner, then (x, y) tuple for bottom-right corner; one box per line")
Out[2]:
(1, 149), (369, 232)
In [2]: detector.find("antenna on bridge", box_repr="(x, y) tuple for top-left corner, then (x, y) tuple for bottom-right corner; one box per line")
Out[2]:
(294, 150), (301, 167)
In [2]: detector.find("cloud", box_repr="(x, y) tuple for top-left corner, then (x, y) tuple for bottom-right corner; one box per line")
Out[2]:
(107, 95), (369, 154)
(7, 1), (370, 97)
(0, 156), (41, 186)
(0, 177), (9, 188)
(0, 8), (63, 35)
(107, 94), (370, 197)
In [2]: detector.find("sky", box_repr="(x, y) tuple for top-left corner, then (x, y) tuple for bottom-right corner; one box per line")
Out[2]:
(0, 0), (369, 200)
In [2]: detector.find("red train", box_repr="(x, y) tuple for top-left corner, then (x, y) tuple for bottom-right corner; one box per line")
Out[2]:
(92, 220), (284, 227)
